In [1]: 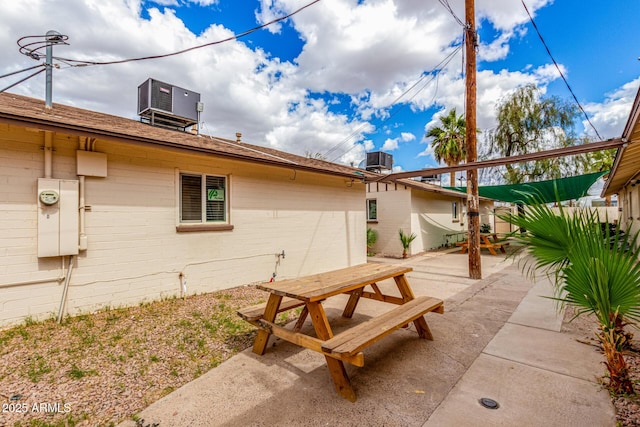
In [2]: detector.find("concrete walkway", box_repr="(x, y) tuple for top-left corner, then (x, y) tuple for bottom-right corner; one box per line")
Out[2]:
(119, 250), (616, 427)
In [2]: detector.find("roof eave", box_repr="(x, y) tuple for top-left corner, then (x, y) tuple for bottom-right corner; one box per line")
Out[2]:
(0, 113), (366, 181)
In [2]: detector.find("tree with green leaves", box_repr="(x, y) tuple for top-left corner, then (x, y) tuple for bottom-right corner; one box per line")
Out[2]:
(487, 84), (589, 184)
(426, 109), (468, 187)
(503, 197), (640, 394)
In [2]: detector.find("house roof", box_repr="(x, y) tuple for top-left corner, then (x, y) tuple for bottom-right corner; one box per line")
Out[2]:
(393, 178), (493, 201)
(602, 85), (640, 197)
(0, 92), (374, 181)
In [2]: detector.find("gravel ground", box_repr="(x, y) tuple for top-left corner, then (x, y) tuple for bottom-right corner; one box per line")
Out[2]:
(0, 285), (295, 427)
(1, 288), (639, 426)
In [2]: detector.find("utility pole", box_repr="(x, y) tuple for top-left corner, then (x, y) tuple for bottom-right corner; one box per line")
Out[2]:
(465, 0), (481, 279)
(45, 30), (62, 109)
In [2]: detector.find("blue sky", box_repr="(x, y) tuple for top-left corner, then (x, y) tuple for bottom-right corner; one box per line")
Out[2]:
(1, 0), (639, 179)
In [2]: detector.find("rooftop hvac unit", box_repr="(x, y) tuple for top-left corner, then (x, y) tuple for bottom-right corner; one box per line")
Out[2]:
(366, 151), (393, 171)
(137, 78), (202, 131)
(420, 174), (441, 184)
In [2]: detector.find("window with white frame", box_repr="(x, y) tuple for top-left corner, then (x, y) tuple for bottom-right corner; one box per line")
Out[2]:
(452, 201), (459, 221)
(366, 199), (377, 221)
(180, 173), (227, 223)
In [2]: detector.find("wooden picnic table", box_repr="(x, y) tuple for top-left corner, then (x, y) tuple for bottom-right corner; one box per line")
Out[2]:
(237, 263), (444, 402)
(456, 232), (509, 255)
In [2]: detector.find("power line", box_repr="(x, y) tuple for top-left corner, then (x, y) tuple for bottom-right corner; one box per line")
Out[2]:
(46, 0), (321, 67)
(326, 44), (463, 162)
(438, 0), (465, 27)
(521, 0), (603, 140)
(0, 64), (45, 80)
(0, 68), (46, 93)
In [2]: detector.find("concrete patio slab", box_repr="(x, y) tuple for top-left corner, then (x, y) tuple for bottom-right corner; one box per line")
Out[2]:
(423, 353), (614, 427)
(118, 251), (616, 427)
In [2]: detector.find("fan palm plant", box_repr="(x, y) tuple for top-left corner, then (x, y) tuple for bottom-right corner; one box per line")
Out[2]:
(502, 198), (640, 394)
(399, 229), (417, 259)
(426, 109), (467, 187)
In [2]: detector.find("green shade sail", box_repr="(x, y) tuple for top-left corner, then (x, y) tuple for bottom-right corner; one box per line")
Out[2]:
(445, 171), (608, 204)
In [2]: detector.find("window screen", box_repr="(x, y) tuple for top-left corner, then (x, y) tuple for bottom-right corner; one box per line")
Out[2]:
(367, 199), (377, 221)
(206, 176), (226, 222)
(181, 174), (202, 222)
(180, 173), (227, 223)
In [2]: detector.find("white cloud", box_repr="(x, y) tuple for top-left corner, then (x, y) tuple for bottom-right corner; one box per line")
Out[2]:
(583, 77), (640, 140)
(1, 0), (627, 172)
(381, 138), (399, 151)
(400, 132), (415, 142)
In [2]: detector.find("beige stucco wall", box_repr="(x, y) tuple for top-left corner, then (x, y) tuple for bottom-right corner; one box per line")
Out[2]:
(0, 124), (366, 328)
(366, 182), (485, 256)
(366, 182), (412, 257)
(410, 191), (467, 251)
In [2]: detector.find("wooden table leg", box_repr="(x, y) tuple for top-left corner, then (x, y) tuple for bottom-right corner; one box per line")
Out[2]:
(393, 274), (434, 338)
(342, 287), (363, 318)
(307, 301), (357, 402)
(393, 274), (416, 302)
(252, 293), (282, 355)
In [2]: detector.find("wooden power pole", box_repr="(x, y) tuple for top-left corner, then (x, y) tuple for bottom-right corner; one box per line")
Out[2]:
(465, 0), (481, 279)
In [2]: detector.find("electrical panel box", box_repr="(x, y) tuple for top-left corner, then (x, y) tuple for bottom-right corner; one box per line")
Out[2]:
(77, 150), (107, 177)
(37, 178), (79, 257)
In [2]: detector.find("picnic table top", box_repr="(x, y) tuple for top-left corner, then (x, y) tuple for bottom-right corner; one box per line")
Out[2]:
(256, 263), (412, 303)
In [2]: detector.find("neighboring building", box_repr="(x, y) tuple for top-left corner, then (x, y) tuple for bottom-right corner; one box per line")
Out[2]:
(366, 178), (494, 257)
(0, 92), (369, 328)
(602, 84), (640, 237)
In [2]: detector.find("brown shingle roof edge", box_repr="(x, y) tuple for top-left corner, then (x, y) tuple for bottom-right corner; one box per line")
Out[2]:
(0, 92), (375, 181)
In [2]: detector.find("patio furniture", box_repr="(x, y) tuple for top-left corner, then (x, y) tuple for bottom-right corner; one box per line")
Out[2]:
(237, 263), (444, 402)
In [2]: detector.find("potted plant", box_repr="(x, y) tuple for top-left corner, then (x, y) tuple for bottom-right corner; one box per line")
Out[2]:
(398, 229), (417, 259)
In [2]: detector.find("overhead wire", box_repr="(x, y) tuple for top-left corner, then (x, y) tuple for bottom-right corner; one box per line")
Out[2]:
(521, 0), (603, 140)
(0, 63), (46, 80)
(438, 0), (465, 27)
(47, 0), (321, 67)
(326, 1), (466, 163)
(0, 68), (46, 93)
(327, 44), (463, 162)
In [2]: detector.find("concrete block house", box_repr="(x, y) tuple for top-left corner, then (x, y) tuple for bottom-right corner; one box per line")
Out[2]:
(366, 178), (494, 257)
(0, 92), (369, 328)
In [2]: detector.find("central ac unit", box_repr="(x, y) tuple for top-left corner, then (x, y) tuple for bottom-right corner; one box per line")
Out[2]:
(137, 78), (200, 123)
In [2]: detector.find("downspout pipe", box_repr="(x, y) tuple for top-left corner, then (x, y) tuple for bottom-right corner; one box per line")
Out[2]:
(57, 255), (75, 324)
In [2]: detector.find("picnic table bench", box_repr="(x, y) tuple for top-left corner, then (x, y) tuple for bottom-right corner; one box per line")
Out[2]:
(237, 263), (444, 402)
(456, 233), (510, 256)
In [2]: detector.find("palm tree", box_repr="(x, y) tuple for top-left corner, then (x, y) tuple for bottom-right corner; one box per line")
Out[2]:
(426, 109), (467, 187)
(399, 229), (417, 259)
(502, 198), (640, 394)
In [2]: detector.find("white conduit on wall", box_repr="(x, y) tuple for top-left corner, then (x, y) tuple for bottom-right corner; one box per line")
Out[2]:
(57, 255), (75, 324)
(0, 276), (65, 289)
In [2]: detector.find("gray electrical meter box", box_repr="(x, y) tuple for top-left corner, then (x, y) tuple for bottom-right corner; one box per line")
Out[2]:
(37, 178), (79, 257)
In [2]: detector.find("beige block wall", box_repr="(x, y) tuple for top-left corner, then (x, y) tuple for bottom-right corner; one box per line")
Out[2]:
(366, 182), (411, 257)
(410, 191), (467, 252)
(620, 186), (640, 237)
(0, 125), (366, 327)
